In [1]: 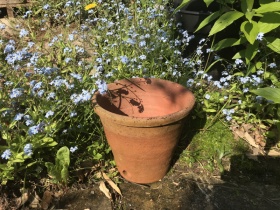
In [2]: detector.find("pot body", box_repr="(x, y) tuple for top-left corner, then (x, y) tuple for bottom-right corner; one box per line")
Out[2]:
(94, 78), (195, 183)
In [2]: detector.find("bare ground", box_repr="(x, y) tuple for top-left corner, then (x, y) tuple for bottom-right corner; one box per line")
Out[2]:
(54, 157), (280, 210)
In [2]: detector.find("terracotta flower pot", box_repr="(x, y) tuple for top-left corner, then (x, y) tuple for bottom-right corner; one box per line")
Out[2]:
(93, 78), (195, 184)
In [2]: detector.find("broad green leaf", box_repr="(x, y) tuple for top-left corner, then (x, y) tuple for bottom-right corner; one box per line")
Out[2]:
(246, 63), (257, 74)
(241, 1), (247, 13)
(246, 0), (254, 11)
(56, 146), (70, 167)
(240, 21), (259, 44)
(47, 141), (58, 147)
(217, 0), (235, 4)
(245, 42), (259, 63)
(232, 49), (246, 59)
(43, 137), (54, 143)
(56, 147), (70, 183)
(195, 11), (221, 33)
(213, 38), (238, 51)
(204, 0), (215, 7)
(173, 0), (191, 14)
(241, 0), (254, 13)
(266, 37), (280, 54)
(61, 167), (69, 184)
(209, 11), (244, 36)
(258, 13), (280, 34)
(264, 72), (279, 85)
(42, 136), (58, 147)
(259, 0), (274, 5)
(255, 2), (280, 13)
(45, 147), (70, 184)
(251, 87), (280, 103)
(245, 10), (255, 21)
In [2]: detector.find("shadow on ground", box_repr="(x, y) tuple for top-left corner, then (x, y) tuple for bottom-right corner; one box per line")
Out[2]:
(56, 156), (280, 210)
(56, 116), (280, 210)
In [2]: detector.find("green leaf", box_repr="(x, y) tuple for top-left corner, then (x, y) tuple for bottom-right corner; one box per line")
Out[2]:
(240, 21), (259, 44)
(209, 11), (244, 36)
(255, 2), (280, 13)
(241, 0), (254, 13)
(258, 13), (280, 34)
(45, 147), (70, 184)
(259, 0), (274, 5)
(93, 153), (103, 160)
(232, 49), (246, 59)
(9, 120), (17, 129)
(0, 108), (11, 113)
(266, 37), (280, 54)
(245, 42), (259, 64)
(246, 0), (254, 11)
(56, 146), (70, 167)
(1, 131), (9, 140)
(213, 38), (238, 51)
(41, 137), (58, 147)
(173, 0), (191, 14)
(47, 141), (58, 147)
(57, 147), (70, 183)
(204, 109), (217, 113)
(251, 87), (280, 103)
(195, 11), (221, 33)
(13, 159), (25, 163)
(245, 10), (255, 21)
(204, 0), (215, 7)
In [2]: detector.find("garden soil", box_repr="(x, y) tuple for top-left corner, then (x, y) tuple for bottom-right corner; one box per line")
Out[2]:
(53, 157), (280, 210)
(1, 156), (280, 210)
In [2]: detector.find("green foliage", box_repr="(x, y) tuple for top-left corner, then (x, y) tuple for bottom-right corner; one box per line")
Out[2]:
(251, 87), (280, 103)
(180, 120), (246, 172)
(182, 0), (280, 68)
(209, 11), (244, 36)
(0, 0), (190, 188)
(45, 146), (70, 185)
(173, 0), (191, 14)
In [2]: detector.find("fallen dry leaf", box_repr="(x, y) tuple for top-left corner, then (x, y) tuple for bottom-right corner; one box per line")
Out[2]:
(102, 172), (122, 196)
(244, 132), (259, 148)
(40, 190), (52, 210)
(233, 129), (245, 138)
(15, 189), (29, 208)
(267, 149), (280, 157)
(99, 181), (111, 200)
(53, 190), (64, 198)
(242, 124), (253, 132)
(246, 147), (259, 161)
(254, 129), (262, 144)
(29, 191), (41, 209)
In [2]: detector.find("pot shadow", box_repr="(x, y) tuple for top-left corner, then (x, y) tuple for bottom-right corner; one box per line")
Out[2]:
(171, 111), (207, 167)
(222, 154), (280, 186)
(96, 78), (195, 117)
(195, 154), (280, 209)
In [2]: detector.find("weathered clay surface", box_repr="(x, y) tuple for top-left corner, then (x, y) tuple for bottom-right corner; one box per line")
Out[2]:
(94, 78), (195, 183)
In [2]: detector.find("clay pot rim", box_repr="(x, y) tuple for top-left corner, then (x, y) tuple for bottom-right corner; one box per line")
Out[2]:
(93, 78), (195, 127)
